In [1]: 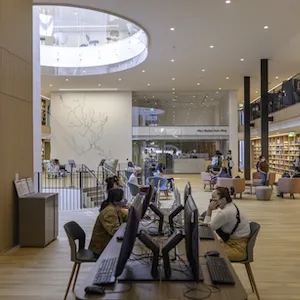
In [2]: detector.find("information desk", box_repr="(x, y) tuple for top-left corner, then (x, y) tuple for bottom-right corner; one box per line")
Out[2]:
(75, 224), (247, 300)
(173, 158), (206, 174)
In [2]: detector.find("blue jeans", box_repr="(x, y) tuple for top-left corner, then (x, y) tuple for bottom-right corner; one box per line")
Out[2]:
(260, 172), (267, 185)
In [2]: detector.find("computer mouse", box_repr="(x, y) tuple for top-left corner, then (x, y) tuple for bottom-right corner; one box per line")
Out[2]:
(116, 236), (124, 241)
(205, 251), (220, 257)
(85, 285), (105, 295)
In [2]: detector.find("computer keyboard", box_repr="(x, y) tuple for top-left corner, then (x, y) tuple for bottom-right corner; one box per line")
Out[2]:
(199, 225), (215, 240)
(93, 257), (118, 286)
(206, 256), (235, 285)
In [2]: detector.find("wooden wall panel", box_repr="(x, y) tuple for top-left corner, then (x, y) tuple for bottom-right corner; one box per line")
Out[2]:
(0, 0), (33, 253)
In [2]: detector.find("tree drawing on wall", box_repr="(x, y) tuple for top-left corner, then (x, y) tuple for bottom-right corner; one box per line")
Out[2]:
(59, 94), (108, 156)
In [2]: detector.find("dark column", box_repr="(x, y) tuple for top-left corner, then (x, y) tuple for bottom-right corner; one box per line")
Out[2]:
(261, 59), (269, 160)
(244, 76), (251, 180)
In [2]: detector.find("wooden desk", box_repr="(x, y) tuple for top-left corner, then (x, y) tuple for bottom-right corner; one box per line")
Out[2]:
(75, 224), (247, 300)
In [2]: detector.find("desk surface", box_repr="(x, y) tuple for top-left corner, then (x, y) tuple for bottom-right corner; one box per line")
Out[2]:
(75, 224), (247, 300)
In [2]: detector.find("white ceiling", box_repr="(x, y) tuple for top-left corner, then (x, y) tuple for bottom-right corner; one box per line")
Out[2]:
(35, 0), (300, 103)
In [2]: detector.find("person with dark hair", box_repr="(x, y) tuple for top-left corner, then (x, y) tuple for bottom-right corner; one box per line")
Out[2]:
(89, 188), (127, 258)
(204, 187), (250, 261)
(258, 155), (269, 185)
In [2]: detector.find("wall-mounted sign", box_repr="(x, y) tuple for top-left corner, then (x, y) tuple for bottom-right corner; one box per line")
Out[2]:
(289, 132), (296, 137)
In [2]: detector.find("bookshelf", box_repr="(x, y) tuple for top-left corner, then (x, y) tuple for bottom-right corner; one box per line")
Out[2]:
(252, 134), (300, 174)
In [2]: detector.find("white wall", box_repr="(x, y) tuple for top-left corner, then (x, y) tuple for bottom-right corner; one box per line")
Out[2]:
(50, 92), (132, 168)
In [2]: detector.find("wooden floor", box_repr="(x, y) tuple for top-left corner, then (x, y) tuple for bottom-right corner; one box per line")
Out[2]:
(1, 174), (300, 300)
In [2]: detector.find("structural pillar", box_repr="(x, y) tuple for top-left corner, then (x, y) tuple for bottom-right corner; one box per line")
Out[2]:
(244, 77), (251, 180)
(0, 0), (33, 253)
(229, 91), (238, 176)
(261, 59), (269, 159)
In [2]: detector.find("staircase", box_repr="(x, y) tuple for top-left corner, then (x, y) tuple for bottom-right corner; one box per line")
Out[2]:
(82, 185), (106, 208)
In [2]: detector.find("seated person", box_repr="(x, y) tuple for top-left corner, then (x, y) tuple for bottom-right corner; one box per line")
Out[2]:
(106, 176), (129, 212)
(126, 161), (135, 173)
(89, 188), (128, 258)
(153, 163), (174, 192)
(204, 187), (250, 261)
(128, 167), (148, 192)
(211, 167), (232, 183)
(293, 167), (300, 178)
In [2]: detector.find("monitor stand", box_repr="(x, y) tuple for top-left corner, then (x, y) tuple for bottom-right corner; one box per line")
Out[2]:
(161, 230), (204, 282)
(117, 232), (160, 282)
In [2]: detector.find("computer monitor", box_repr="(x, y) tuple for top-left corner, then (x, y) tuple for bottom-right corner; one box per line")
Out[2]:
(168, 189), (184, 232)
(115, 206), (142, 277)
(183, 182), (191, 203)
(115, 205), (160, 281)
(141, 181), (154, 218)
(162, 195), (203, 281)
(132, 194), (144, 211)
(184, 195), (201, 281)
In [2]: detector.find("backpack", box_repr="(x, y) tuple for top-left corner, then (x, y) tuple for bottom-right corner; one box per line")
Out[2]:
(282, 172), (290, 178)
(212, 155), (221, 168)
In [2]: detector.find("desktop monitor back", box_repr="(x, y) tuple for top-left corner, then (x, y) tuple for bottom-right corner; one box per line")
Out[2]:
(115, 205), (142, 277)
(132, 194), (144, 212)
(184, 182), (192, 203)
(141, 181), (154, 218)
(184, 195), (200, 281)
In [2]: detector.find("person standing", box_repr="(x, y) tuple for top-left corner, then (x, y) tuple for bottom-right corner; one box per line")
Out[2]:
(226, 150), (233, 177)
(258, 155), (269, 186)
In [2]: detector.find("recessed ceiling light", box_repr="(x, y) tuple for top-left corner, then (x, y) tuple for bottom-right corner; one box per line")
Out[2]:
(216, 91), (219, 94)
(147, 83), (151, 86)
(170, 27), (175, 31)
(211, 98), (214, 101)
(49, 84), (52, 87)
(172, 78), (175, 81)
(225, 0), (231, 3)
(172, 92), (175, 94)
(193, 95), (196, 98)
(74, 12), (78, 15)
(202, 69), (206, 72)
(210, 45), (214, 49)
(264, 26), (269, 29)
(172, 88), (175, 91)
(256, 91), (258, 93)
(197, 82), (200, 86)
(275, 76), (279, 79)
(66, 78), (69, 81)
(226, 77), (229, 80)
(83, 70), (86, 73)
(98, 84), (101, 87)
(118, 78), (122, 81)
(152, 96), (155, 98)
(219, 88), (222, 90)
(240, 58), (244, 61)
(171, 59), (175, 62)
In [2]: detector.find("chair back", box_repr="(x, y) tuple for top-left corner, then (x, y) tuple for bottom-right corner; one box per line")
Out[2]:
(146, 176), (168, 191)
(128, 182), (140, 196)
(199, 210), (207, 221)
(245, 222), (260, 263)
(267, 172), (276, 186)
(64, 221), (86, 262)
(201, 172), (212, 183)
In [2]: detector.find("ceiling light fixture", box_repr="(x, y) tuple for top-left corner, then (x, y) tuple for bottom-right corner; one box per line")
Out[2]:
(197, 82), (200, 86)
(58, 88), (118, 92)
(202, 69), (206, 72)
(98, 84), (101, 87)
(147, 83), (151, 86)
(172, 88), (175, 91)
(226, 77), (229, 80)
(65, 78), (69, 81)
(225, 0), (231, 3)
(171, 59), (175, 62)
(264, 25), (269, 29)
(142, 70), (145, 73)
(170, 27), (175, 31)
(256, 91), (258, 93)
(240, 58), (244, 61)
(275, 76), (279, 79)
(219, 88), (222, 90)
(193, 96), (196, 98)
(210, 45), (214, 49)
(118, 78), (122, 81)
(172, 78), (175, 81)
(49, 84), (52, 87)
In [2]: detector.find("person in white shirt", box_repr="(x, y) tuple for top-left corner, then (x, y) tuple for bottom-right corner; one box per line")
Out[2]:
(204, 187), (250, 261)
(128, 167), (142, 187)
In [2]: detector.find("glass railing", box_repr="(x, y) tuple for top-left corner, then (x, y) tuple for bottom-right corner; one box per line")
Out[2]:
(240, 72), (300, 124)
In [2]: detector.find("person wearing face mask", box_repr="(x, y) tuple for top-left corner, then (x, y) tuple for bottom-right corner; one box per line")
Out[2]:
(89, 188), (128, 258)
(258, 155), (269, 186)
(204, 187), (250, 261)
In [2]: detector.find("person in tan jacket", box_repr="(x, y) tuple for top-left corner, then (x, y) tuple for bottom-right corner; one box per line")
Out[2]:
(89, 188), (128, 258)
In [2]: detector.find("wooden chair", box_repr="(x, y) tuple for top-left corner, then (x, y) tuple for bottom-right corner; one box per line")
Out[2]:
(63, 221), (97, 300)
(231, 222), (261, 300)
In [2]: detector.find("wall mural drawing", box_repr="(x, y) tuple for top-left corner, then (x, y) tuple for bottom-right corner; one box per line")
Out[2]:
(59, 94), (108, 156)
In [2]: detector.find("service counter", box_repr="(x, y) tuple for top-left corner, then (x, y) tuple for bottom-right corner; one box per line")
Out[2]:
(173, 158), (208, 173)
